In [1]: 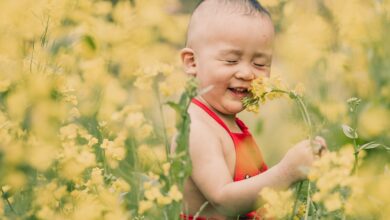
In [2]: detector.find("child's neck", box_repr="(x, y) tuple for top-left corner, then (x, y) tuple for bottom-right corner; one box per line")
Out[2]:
(197, 97), (241, 133)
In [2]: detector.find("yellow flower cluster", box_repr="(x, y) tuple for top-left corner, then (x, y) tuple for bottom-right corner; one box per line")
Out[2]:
(31, 173), (131, 220)
(0, 0), (388, 219)
(243, 75), (289, 113)
(0, 0), (188, 218)
(358, 104), (390, 139)
(243, 74), (308, 114)
(109, 105), (155, 141)
(138, 173), (183, 215)
(309, 146), (357, 212)
(259, 187), (294, 219)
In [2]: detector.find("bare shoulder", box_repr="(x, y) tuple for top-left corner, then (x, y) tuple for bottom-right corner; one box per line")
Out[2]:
(170, 104), (221, 154)
(187, 104), (224, 159)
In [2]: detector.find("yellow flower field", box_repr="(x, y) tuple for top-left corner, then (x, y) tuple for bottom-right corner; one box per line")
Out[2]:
(0, 0), (389, 219)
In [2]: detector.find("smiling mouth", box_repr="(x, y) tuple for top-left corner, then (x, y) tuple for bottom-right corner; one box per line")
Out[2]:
(228, 87), (249, 98)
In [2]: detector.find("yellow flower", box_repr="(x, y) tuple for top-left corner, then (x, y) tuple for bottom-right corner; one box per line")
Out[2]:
(259, 187), (293, 219)
(277, 6), (333, 75)
(76, 150), (96, 167)
(26, 137), (57, 171)
(100, 138), (126, 168)
(134, 66), (158, 90)
(125, 112), (145, 128)
(0, 199), (4, 216)
(145, 186), (162, 201)
(135, 123), (154, 140)
(71, 195), (103, 220)
(168, 185), (183, 202)
(60, 124), (79, 140)
(138, 200), (154, 215)
(6, 89), (29, 122)
(358, 104), (390, 138)
(34, 181), (67, 208)
(36, 206), (56, 220)
(157, 195), (172, 206)
(147, 172), (160, 181)
(104, 209), (130, 220)
(309, 145), (359, 213)
(243, 75), (288, 112)
(1, 185), (11, 193)
(69, 107), (81, 119)
(245, 104), (259, 113)
(87, 136), (98, 147)
(162, 162), (170, 176)
(65, 94), (78, 106)
(101, 139), (114, 149)
(111, 178), (130, 193)
(318, 101), (347, 123)
(106, 145), (126, 161)
(94, 1), (112, 16)
(89, 167), (104, 186)
(143, 182), (153, 190)
(137, 145), (166, 172)
(296, 204), (306, 218)
(5, 171), (26, 189)
(59, 143), (96, 180)
(0, 79), (11, 92)
(250, 76), (272, 99)
(158, 70), (186, 97)
(324, 193), (342, 212)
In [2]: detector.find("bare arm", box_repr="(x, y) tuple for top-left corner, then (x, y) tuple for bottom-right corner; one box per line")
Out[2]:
(189, 122), (317, 216)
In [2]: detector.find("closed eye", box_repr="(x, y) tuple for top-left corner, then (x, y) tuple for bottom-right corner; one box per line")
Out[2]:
(226, 60), (238, 64)
(254, 63), (266, 67)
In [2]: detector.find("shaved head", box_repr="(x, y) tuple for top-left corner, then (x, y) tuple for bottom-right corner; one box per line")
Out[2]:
(186, 0), (271, 48)
(180, 0), (275, 115)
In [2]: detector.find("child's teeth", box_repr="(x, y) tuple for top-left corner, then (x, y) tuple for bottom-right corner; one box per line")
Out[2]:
(235, 88), (245, 92)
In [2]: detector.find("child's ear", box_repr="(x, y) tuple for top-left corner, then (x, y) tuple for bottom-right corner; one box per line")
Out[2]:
(180, 48), (197, 76)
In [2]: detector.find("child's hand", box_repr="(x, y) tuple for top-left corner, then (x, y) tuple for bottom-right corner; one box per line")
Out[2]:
(279, 136), (327, 181)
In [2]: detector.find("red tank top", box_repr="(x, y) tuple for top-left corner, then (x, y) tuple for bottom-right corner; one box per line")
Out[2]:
(181, 98), (268, 220)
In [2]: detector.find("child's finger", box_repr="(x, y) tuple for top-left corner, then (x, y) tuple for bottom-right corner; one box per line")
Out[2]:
(311, 138), (327, 156)
(314, 136), (327, 149)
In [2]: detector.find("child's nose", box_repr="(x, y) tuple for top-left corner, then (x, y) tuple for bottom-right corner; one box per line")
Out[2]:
(235, 67), (255, 81)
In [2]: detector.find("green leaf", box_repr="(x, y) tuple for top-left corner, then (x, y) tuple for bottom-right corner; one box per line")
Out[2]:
(383, 145), (390, 151)
(84, 35), (97, 50)
(166, 101), (181, 113)
(358, 142), (382, 151)
(347, 97), (361, 105)
(166, 78), (197, 186)
(341, 124), (358, 139)
(347, 97), (362, 112)
(358, 142), (390, 152)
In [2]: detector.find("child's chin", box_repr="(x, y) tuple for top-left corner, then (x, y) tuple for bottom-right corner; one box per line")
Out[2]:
(226, 101), (245, 114)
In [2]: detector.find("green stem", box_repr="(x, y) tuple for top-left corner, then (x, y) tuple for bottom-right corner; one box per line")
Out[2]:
(286, 93), (316, 219)
(154, 83), (170, 161)
(304, 182), (312, 220)
(295, 96), (313, 139)
(258, 89), (316, 219)
(264, 90), (313, 138)
(294, 96), (316, 220)
(289, 181), (303, 220)
(1, 188), (17, 215)
(351, 138), (359, 175)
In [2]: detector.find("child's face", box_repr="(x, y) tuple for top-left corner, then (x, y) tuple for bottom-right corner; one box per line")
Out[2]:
(186, 12), (274, 115)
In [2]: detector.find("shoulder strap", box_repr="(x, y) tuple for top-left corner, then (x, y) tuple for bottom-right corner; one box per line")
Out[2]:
(191, 98), (233, 134)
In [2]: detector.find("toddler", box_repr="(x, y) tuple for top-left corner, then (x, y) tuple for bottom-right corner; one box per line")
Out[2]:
(176, 1), (326, 219)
